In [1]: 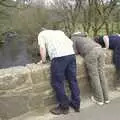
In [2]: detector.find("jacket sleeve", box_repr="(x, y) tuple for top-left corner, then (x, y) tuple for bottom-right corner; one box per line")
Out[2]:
(73, 40), (79, 54)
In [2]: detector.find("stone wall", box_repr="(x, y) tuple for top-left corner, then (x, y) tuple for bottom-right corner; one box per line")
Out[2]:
(0, 50), (117, 119)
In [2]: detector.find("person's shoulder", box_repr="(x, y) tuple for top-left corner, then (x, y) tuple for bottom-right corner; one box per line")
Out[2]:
(38, 31), (44, 36)
(38, 30), (49, 36)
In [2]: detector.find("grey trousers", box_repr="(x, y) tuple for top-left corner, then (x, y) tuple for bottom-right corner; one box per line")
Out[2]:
(85, 47), (109, 102)
(116, 70), (120, 87)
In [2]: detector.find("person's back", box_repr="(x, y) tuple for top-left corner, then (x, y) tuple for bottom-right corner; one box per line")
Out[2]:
(71, 34), (100, 57)
(72, 33), (109, 105)
(38, 30), (74, 60)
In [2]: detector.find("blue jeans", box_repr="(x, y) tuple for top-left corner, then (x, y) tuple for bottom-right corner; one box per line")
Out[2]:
(51, 55), (80, 108)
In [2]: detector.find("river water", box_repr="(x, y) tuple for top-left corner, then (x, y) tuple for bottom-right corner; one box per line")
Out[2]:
(0, 35), (39, 69)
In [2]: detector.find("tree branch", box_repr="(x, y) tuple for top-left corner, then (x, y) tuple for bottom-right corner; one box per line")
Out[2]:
(0, 0), (16, 7)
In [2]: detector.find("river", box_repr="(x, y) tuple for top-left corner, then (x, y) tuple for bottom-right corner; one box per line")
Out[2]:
(0, 34), (39, 69)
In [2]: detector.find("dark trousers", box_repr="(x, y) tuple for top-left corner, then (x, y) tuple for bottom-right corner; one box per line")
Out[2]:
(51, 55), (80, 108)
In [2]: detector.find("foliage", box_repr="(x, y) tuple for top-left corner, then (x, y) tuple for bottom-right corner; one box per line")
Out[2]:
(0, 0), (17, 43)
(0, 0), (120, 44)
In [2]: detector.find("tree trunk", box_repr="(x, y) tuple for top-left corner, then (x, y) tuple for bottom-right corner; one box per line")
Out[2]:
(93, 28), (98, 37)
(105, 22), (109, 35)
(111, 22), (114, 33)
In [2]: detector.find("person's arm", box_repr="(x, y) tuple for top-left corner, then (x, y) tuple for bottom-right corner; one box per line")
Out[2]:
(103, 35), (109, 49)
(38, 33), (46, 63)
(40, 47), (46, 63)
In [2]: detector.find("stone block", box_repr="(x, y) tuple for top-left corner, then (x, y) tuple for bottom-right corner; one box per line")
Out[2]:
(78, 77), (91, 96)
(27, 64), (50, 84)
(0, 95), (29, 119)
(0, 91), (6, 96)
(77, 66), (88, 79)
(43, 95), (56, 106)
(32, 81), (51, 94)
(42, 89), (54, 97)
(105, 65), (117, 90)
(76, 55), (84, 64)
(7, 86), (33, 96)
(105, 50), (113, 64)
(28, 94), (44, 111)
(0, 66), (31, 90)
(76, 56), (90, 78)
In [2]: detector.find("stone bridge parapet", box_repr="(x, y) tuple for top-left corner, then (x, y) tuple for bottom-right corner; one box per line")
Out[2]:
(0, 50), (117, 119)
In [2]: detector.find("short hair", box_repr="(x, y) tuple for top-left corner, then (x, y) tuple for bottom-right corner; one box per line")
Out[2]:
(94, 36), (100, 43)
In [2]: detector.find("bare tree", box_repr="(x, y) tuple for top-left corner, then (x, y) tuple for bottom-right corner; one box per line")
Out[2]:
(80, 0), (92, 34)
(51, 0), (82, 37)
(0, 0), (16, 7)
(91, 0), (118, 36)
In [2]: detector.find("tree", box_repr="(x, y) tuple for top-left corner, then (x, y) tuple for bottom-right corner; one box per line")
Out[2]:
(51, 0), (82, 37)
(0, 0), (16, 7)
(80, 0), (93, 34)
(111, 0), (120, 33)
(0, 0), (17, 43)
(91, 0), (118, 36)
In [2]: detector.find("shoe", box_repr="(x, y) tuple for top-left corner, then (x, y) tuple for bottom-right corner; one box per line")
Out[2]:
(105, 100), (110, 104)
(91, 96), (104, 106)
(50, 105), (69, 115)
(70, 103), (80, 112)
(73, 107), (80, 112)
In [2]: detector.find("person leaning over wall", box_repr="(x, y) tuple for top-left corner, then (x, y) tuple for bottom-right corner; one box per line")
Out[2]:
(71, 32), (110, 106)
(37, 28), (80, 115)
(94, 34), (120, 90)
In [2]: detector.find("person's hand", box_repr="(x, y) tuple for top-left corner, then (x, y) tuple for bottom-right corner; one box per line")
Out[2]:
(37, 60), (47, 64)
(37, 60), (43, 65)
(103, 48), (107, 50)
